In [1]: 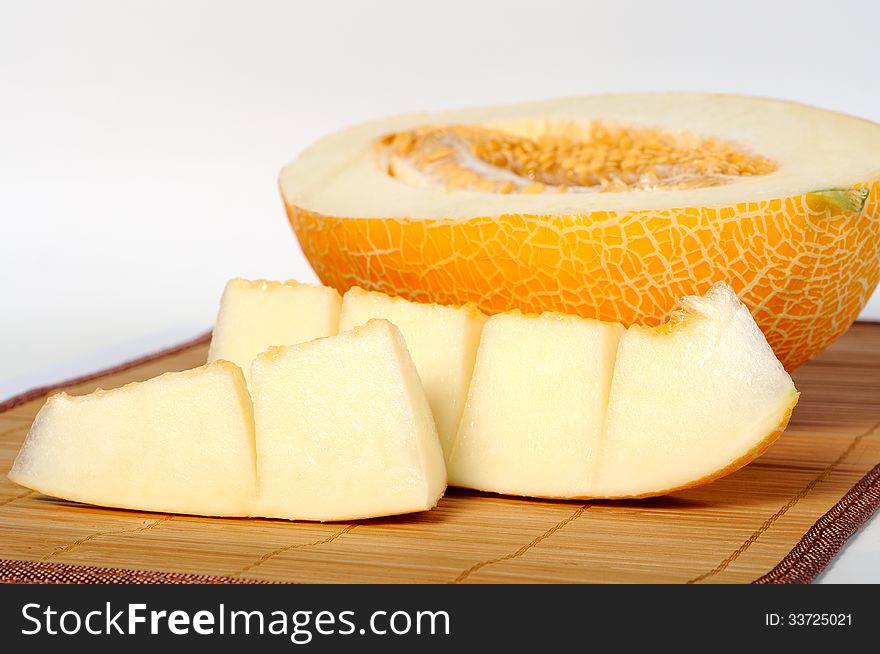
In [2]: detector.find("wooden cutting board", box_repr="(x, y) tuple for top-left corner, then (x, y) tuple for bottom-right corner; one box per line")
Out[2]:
(2, 324), (879, 584)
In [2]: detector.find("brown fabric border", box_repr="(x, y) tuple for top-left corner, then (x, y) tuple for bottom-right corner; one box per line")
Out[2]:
(752, 462), (880, 584)
(0, 559), (273, 584)
(1, 332), (879, 585)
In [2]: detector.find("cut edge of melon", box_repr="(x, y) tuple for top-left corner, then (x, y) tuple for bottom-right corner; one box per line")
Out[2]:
(380, 319), (449, 509)
(341, 285), (488, 322)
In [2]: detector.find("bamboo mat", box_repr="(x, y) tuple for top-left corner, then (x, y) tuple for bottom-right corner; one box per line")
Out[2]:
(1, 324), (879, 584)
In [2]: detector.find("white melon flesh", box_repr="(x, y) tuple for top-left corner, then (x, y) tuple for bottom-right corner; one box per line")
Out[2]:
(448, 312), (623, 497)
(251, 319), (446, 521)
(594, 283), (798, 497)
(339, 287), (486, 458)
(208, 278), (341, 388)
(8, 361), (256, 516)
(447, 283), (797, 499)
(281, 94), (880, 219)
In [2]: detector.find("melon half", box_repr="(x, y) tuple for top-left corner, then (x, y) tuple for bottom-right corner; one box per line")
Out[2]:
(280, 93), (880, 370)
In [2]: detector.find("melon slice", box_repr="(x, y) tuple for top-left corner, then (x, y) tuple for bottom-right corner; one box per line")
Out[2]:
(339, 286), (486, 457)
(447, 282), (798, 499)
(251, 319), (446, 521)
(448, 312), (622, 497)
(280, 94), (880, 370)
(208, 278), (341, 388)
(8, 361), (256, 516)
(594, 283), (798, 497)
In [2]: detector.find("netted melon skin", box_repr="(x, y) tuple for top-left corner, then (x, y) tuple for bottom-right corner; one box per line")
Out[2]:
(285, 180), (880, 371)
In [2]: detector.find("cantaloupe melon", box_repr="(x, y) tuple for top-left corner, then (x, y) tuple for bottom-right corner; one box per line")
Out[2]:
(280, 94), (880, 370)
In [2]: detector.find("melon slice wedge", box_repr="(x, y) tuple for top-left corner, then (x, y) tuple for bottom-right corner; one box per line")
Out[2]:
(594, 283), (799, 498)
(448, 282), (798, 499)
(8, 361), (257, 516)
(208, 278), (341, 389)
(339, 286), (487, 458)
(251, 319), (446, 521)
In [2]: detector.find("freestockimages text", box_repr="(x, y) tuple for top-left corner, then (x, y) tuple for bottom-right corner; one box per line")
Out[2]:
(20, 602), (450, 644)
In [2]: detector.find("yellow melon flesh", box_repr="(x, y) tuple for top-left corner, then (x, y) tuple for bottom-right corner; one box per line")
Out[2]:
(251, 319), (446, 521)
(595, 283), (798, 497)
(208, 278), (341, 388)
(448, 312), (622, 497)
(8, 278), (798, 518)
(8, 361), (256, 517)
(339, 287), (486, 458)
(447, 282), (797, 499)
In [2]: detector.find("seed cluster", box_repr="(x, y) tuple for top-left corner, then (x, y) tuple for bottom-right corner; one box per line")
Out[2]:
(380, 122), (777, 194)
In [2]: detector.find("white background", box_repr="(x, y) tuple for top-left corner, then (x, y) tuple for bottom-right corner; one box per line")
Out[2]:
(1, 0), (878, 582)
